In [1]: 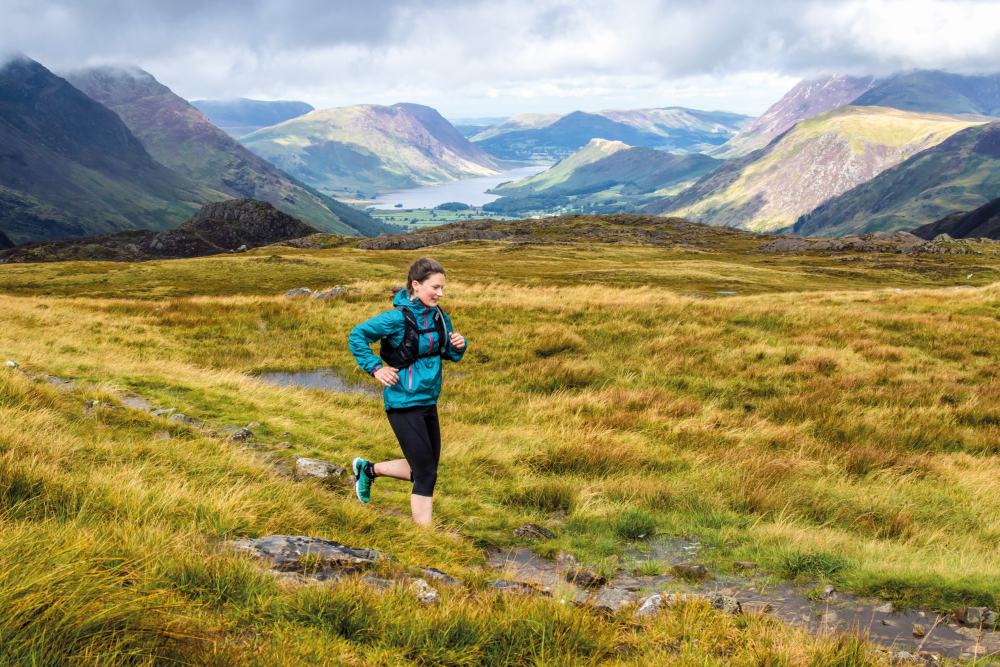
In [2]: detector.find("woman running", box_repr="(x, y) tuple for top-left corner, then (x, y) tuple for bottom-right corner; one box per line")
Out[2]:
(348, 257), (467, 527)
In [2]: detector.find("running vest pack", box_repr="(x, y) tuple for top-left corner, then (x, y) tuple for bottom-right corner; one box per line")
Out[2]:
(379, 305), (449, 369)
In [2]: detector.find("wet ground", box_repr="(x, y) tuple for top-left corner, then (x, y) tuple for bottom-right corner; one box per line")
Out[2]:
(488, 539), (1000, 661)
(256, 369), (379, 396)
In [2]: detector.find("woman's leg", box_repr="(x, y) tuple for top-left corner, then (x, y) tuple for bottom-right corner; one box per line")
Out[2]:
(386, 405), (440, 526)
(373, 458), (411, 480)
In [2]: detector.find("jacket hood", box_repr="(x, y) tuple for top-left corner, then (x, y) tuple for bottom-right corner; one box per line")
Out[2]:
(392, 288), (434, 314)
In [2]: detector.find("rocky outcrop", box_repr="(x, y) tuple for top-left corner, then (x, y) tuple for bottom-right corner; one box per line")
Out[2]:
(0, 199), (318, 263)
(757, 230), (998, 255)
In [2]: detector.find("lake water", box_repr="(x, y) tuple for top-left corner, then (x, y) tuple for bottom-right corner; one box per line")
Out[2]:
(372, 165), (548, 210)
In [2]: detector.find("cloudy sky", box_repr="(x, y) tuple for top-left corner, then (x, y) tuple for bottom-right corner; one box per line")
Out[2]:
(4, 0), (1000, 118)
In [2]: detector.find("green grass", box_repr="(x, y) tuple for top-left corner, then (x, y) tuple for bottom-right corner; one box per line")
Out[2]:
(0, 227), (998, 663)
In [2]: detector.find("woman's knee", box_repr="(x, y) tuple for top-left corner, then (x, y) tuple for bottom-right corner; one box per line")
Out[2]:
(411, 466), (438, 497)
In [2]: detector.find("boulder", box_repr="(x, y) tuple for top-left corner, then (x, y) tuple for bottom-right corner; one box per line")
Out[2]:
(222, 426), (254, 442)
(488, 579), (549, 596)
(4, 360), (17, 368)
(711, 594), (742, 614)
(228, 535), (383, 577)
(294, 457), (347, 481)
(513, 524), (555, 540)
(312, 287), (348, 301)
(410, 578), (440, 605)
(417, 567), (460, 586)
(285, 287), (312, 299)
(565, 567), (606, 589)
(671, 562), (709, 581)
(635, 593), (664, 617)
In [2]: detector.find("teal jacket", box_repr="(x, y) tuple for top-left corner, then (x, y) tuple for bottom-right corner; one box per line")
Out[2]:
(349, 289), (466, 410)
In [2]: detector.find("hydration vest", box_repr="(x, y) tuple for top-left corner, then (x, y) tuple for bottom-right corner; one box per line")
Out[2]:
(379, 305), (449, 369)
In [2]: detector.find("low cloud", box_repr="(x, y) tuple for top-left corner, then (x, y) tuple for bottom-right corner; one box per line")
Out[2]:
(3, 0), (999, 116)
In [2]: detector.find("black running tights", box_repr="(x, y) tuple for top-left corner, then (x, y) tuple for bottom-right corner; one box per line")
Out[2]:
(386, 404), (441, 497)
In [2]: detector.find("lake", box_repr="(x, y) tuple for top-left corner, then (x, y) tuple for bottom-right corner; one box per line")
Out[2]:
(372, 165), (548, 210)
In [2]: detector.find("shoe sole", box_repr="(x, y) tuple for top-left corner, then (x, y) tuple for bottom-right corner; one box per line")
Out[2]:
(352, 457), (368, 504)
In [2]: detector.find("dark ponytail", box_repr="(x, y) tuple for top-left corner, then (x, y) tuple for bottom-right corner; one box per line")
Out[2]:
(407, 257), (446, 295)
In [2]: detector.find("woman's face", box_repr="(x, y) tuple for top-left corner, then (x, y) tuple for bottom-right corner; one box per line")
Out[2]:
(411, 272), (446, 307)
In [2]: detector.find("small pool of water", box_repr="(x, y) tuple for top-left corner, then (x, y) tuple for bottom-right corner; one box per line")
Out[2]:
(256, 369), (379, 396)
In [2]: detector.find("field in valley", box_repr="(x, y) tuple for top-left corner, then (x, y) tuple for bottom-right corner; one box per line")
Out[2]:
(1, 222), (998, 664)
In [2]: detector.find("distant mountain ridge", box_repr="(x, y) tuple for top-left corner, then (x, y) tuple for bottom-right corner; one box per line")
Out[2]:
(473, 107), (750, 161)
(793, 121), (1000, 236)
(911, 197), (1000, 240)
(0, 56), (225, 244)
(645, 106), (986, 232)
(714, 75), (876, 158)
(484, 138), (722, 215)
(854, 71), (1000, 116)
(241, 103), (500, 196)
(191, 98), (314, 137)
(65, 65), (389, 237)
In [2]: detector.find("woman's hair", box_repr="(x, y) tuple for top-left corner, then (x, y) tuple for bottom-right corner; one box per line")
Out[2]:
(407, 257), (446, 294)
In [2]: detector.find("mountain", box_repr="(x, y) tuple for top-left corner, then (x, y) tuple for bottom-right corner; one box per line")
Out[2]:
(911, 197), (1000, 240)
(483, 139), (722, 216)
(65, 66), (389, 237)
(0, 229), (13, 249)
(492, 138), (632, 195)
(469, 113), (562, 142)
(715, 75), (876, 157)
(240, 103), (500, 197)
(473, 108), (750, 161)
(0, 198), (319, 263)
(853, 70), (1000, 116)
(0, 55), (226, 244)
(794, 122), (1000, 236)
(190, 98), (314, 137)
(645, 106), (986, 233)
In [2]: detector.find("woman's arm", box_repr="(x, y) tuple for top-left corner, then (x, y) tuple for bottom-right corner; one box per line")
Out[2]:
(442, 312), (467, 362)
(348, 310), (404, 375)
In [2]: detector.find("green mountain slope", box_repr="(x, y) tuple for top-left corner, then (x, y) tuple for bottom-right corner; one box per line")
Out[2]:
(190, 98), (313, 137)
(493, 139), (631, 195)
(646, 106), (986, 232)
(911, 197), (1000, 240)
(66, 66), (391, 237)
(853, 70), (1000, 116)
(483, 140), (722, 215)
(793, 122), (1000, 236)
(714, 75), (876, 158)
(474, 108), (749, 161)
(0, 56), (227, 244)
(241, 103), (500, 197)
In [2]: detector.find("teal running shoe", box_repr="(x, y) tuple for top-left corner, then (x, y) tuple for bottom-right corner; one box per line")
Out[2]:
(352, 457), (374, 503)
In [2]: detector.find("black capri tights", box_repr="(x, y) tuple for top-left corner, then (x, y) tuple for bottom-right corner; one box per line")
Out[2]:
(386, 404), (441, 497)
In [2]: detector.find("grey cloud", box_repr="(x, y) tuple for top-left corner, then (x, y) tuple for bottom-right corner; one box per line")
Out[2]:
(3, 0), (999, 116)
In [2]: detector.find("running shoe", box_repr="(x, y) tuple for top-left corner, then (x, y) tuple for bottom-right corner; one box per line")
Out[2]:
(352, 457), (374, 504)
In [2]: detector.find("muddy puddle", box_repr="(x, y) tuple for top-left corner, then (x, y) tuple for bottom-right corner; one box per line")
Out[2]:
(488, 539), (999, 660)
(256, 369), (379, 396)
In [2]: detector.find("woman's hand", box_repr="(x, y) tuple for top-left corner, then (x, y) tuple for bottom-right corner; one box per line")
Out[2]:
(449, 332), (466, 350)
(373, 366), (399, 387)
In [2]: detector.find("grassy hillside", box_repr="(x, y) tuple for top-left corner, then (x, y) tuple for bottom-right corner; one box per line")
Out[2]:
(650, 106), (986, 233)
(912, 197), (1000, 240)
(794, 122), (1000, 237)
(492, 139), (631, 195)
(241, 103), (499, 197)
(0, 215), (998, 662)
